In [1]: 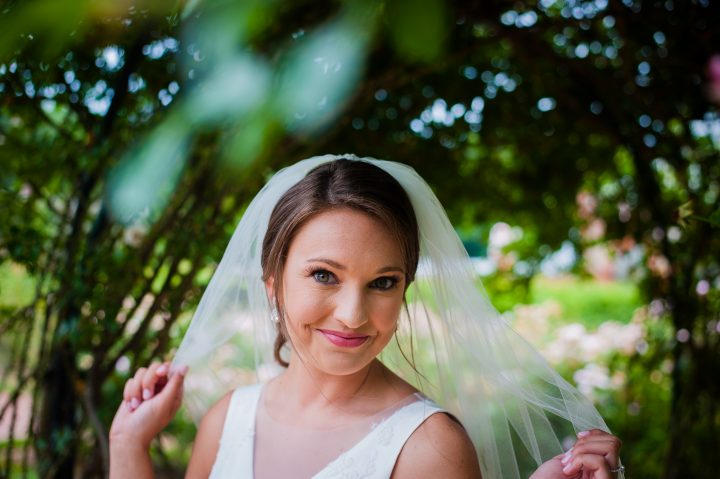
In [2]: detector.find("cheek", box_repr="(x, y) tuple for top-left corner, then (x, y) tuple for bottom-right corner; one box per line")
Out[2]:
(282, 282), (331, 328)
(372, 297), (403, 332)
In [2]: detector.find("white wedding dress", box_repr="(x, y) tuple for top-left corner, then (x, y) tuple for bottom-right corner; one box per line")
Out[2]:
(208, 384), (446, 479)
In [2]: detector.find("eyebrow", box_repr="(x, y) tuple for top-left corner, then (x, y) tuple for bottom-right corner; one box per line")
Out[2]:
(306, 258), (404, 275)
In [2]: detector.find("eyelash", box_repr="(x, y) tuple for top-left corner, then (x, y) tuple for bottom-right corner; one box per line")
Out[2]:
(305, 268), (400, 291)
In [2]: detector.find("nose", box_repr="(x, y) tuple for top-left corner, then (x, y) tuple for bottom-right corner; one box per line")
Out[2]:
(333, 285), (368, 329)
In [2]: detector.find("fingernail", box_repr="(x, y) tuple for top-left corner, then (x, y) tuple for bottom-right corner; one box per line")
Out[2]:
(125, 400), (133, 412)
(157, 364), (168, 375)
(562, 463), (572, 473)
(130, 397), (140, 410)
(577, 430), (590, 438)
(142, 388), (153, 400)
(563, 447), (573, 457)
(561, 454), (572, 465)
(178, 365), (189, 376)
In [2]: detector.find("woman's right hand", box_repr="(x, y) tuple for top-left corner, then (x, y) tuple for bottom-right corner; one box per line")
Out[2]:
(109, 361), (188, 450)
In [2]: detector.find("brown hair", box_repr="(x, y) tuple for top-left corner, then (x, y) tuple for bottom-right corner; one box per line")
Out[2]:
(260, 159), (420, 366)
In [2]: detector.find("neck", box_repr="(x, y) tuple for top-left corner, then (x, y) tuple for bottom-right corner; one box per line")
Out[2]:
(275, 355), (382, 410)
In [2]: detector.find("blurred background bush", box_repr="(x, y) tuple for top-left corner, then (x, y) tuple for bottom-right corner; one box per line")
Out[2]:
(0, 0), (718, 477)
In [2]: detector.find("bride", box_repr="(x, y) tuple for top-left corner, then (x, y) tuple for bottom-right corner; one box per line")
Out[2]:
(109, 156), (622, 478)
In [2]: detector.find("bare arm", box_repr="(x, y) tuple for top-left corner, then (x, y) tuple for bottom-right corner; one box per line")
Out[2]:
(184, 391), (233, 478)
(109, 442), (154, 479)
(392, 412), (482, 479)
(109, 363), (186, 479)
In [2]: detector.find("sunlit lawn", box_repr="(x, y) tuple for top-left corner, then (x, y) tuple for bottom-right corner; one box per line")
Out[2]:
(529, 275), (642, 328)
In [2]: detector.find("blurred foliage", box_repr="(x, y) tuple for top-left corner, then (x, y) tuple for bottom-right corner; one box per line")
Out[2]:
(0, 262), (35, 307)
(1, 0), (719, 478)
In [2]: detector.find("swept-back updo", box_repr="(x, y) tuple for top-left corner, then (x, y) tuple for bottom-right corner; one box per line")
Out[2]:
(260, 159), (420, 366)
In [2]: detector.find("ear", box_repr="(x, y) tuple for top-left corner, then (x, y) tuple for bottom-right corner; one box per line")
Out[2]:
(265, 276), (275, 304)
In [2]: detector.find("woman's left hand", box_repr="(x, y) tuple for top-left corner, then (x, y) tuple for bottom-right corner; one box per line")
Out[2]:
(529, 429), (622, 479)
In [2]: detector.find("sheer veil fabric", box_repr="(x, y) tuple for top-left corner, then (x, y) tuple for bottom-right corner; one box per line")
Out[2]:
(173, 154), (622, 478)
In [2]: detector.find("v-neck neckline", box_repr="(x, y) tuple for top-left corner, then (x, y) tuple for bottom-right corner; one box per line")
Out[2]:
(251, 383), (427, 479)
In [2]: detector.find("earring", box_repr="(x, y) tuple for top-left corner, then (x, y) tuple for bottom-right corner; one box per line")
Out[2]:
(270, 305), (280, 323)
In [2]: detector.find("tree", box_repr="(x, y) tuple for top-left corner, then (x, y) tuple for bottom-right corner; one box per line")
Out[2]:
(0, 1), (717, 477)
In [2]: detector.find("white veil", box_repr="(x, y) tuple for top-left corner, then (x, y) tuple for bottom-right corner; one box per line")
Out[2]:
(173, 154), (619, 478)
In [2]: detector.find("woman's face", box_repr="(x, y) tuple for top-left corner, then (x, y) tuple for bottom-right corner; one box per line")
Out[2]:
(270, 208), (406, 377)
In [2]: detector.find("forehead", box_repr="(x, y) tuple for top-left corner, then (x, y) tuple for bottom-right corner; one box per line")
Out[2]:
(286, 208), (402, 266)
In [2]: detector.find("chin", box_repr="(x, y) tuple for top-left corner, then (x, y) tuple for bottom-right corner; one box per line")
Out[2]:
(302, 343), (385, 377)
(328, 359), (376, 376)
(304, 349), (376, 377)
(289, 331), (393, 376)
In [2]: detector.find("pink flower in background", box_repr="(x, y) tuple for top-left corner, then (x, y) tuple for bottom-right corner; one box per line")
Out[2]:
(648, 253), (672, 279)
(576, 191), (598, 220)
(581, 218), (606, 242)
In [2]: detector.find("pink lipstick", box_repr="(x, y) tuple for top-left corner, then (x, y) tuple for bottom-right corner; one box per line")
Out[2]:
(317, 329), (369, 348)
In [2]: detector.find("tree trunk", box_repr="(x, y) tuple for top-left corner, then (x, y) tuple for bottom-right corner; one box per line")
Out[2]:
(663, 320), (720, 479)
(38, 345), (78, 479)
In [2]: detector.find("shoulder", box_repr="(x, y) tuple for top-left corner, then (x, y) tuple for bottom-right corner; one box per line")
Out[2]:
(392, 411), (482, 479)
(184, 388), (239, 478)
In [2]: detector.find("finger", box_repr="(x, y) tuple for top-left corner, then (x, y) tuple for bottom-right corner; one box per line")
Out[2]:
(574, 431), (622, 460)
(140, 362), (163, 400)
(119, 386), (134, 414)
(562, 453), (611, 479)
(155, 365), (188, 417)
(123, 377), (135, 401)
(571, 441), (616, 454)
(576, 429), (620, 444)
(153, 362), (171, 395)
(544, 455), (580, 479)
(127, 367), (149, 410)
(133, 366), (148, 381)
(132, 366), (148, 397)
(123, 377), (142, 411)
(571, 441), (619, 466)
(575, 431), (622, 451)
(156, 361), (170, 377)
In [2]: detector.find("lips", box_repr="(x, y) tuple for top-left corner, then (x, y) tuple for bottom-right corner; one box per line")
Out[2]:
(317, 329), (370, 348)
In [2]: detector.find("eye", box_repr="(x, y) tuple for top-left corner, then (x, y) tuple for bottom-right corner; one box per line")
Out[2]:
(312, 269), (336, 284)
(371, 276), (399, 290)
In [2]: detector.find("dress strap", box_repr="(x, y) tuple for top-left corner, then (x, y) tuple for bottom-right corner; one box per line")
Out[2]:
(208, 384), (263, 479)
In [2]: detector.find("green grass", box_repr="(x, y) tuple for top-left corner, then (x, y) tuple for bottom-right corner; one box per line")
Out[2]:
(529, 275), (642, 328)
